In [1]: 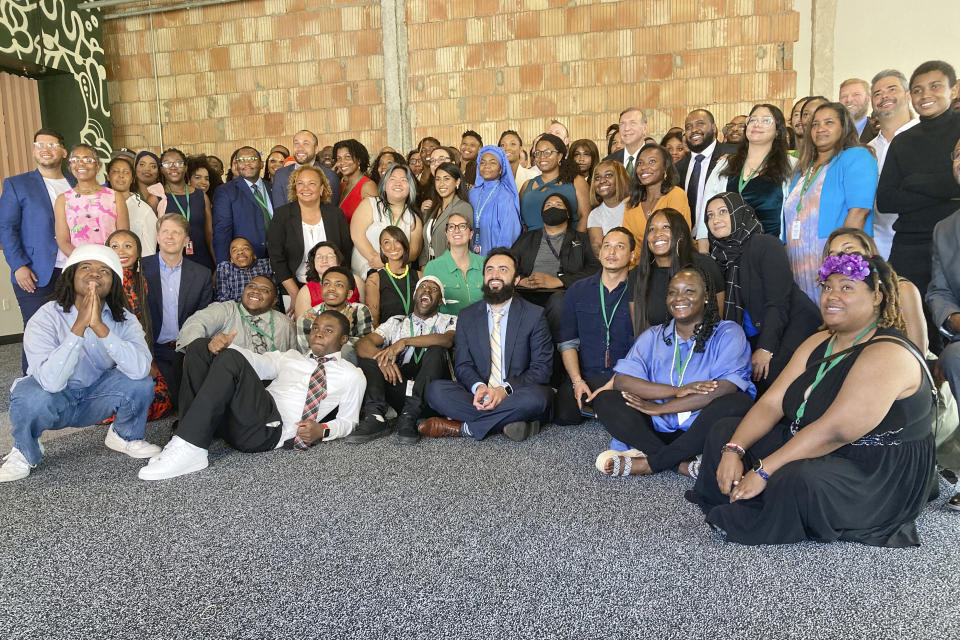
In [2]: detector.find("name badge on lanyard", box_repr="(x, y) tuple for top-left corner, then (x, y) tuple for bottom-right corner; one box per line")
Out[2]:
(791, 219), (802, 241)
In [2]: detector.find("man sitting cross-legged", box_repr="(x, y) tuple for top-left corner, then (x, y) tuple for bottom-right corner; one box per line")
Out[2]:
(176, 275), (295, 354)
(138, 310), (365, 480)
(422, 248), (553, 442)
(346, 276), (457, 445)
(1, 244), (159, 482)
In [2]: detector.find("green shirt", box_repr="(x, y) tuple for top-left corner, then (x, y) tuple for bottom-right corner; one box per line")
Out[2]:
(423, 250), (485, 315)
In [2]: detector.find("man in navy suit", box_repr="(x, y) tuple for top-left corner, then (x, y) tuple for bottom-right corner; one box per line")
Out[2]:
(212, 146), (275, 264)
(143, 214), (213, 408)
(271, 130), (341, 208)
(422, 248), (553, 442)
(0, 128), (77, 373)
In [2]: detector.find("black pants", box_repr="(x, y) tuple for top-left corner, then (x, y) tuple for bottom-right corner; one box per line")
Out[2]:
(516, 289), (565, 339)
(594, 390), (755, 473)
(155, 343), (185, 410)
(890, 235), (943, 354)
(176, 339), (282, 452)
(357, 345), (449, 420)
(553, 372), (611, 425)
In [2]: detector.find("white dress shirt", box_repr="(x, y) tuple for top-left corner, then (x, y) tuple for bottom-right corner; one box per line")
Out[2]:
(684, 139), (718, 226)
(229, 346), (365, 444)
(869, 118), (920, 259)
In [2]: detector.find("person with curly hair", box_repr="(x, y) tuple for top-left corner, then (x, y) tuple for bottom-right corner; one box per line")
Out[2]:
(589, 266), (756, 478)
(334, 138), (377, 223)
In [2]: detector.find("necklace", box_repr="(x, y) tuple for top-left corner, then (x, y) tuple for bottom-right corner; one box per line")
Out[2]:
(384, 263), (411, 315)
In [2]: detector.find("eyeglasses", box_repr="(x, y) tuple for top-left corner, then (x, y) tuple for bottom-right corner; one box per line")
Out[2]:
(33, 141), (61, 150)
(531, 150), (559, 159)
(746, 117), (775, 126)
(315, 253), (337, 262)
(161, 161), (185, 168)
(428, 157), (452, 166)
(408, 158), (423, 166)
(68, 156), (98, 165)
(446, 222), (469, 232)
(236, 156), (260, 164)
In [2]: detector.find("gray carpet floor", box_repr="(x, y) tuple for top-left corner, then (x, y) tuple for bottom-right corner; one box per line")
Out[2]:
(0, 341), (959, 639)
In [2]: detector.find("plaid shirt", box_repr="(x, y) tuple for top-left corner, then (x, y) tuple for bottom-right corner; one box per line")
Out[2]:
(214, 258), (275, 302)
(297, 302), (373, 352)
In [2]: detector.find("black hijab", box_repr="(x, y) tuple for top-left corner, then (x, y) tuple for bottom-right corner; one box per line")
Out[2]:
(707, 191), (762, 325)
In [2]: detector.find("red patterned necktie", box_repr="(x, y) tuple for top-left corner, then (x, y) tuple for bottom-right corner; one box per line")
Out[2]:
(294, 355), (334, 450)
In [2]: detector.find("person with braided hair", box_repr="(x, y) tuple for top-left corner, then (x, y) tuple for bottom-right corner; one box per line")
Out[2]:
(589, 267), (756, 478)
(692, 253), (936, 547)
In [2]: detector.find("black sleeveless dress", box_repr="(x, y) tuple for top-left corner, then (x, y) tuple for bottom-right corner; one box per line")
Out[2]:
(377, 264), (416, 323)
(697, 328), (935, 547)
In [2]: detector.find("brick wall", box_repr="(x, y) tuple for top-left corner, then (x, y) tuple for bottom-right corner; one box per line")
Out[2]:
(103, 0), (799, 159)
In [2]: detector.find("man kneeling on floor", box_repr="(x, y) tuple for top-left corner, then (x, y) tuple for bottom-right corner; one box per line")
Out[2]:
(423, 248), (553, 441)
(1, 245), (159, 482)
(347, 276), (457, 444)
(139, 310), (364, 480)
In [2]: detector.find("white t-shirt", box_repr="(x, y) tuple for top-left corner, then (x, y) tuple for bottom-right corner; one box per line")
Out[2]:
(587, 200), (626, 234)
(43, 177), (72, 268)
(296, 220), (327, 282)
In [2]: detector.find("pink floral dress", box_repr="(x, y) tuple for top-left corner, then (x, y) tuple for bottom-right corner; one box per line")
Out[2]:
(64, 187), (118, 247)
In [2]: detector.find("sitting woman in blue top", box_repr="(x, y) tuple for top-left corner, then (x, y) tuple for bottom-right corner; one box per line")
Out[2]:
(467, 145), (521, 256)
(781, 101), (878, 302)
(589, 266), (757, 478)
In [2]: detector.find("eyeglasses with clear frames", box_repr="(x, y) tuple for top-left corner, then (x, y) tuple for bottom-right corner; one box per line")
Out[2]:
(68, 156), (98, 165)
(746, 117), (775, 126)
(531, 150), (559, 159)
(236, 156), (260, 164)
(33, 142), (61, 150)
(429, 157), (452, 166)
(161, 161), (185, 168)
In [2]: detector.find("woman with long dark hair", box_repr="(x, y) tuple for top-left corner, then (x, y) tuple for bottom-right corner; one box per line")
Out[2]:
(569, 138), (600, 186)
(622, 143), (690, 245)
(106, 156), (157, 257)
(419, 162), (473, 268)
(364, 226), (419, 325)
(154, 147), (215, 270)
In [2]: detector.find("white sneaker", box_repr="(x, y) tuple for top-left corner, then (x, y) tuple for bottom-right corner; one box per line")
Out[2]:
(138, 436), (208, 481)
(0, 448), (32, 482)
(104, 426), (162, 459)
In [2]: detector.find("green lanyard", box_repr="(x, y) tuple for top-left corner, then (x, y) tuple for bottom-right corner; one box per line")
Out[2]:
(799, 163), (826, 199)
(671, 327), (697, 386)
(166, 185), (191, 221)
(388, 204), (406, 228)
(407, 315), (438, 364)
(385, 264), (411, 315)
(599, 280), (626, 368)
(794, 321), (877, 422)
(251, 182), (269, 212)
(737, 153), (769, 193)
(238, 305), (276, 351)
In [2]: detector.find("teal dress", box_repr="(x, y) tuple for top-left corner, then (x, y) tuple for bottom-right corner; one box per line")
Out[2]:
(423, 250), (484, 315)
(519, 176), (579, 231)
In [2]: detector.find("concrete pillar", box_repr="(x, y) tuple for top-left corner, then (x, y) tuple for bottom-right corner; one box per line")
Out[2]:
(809, 0), (837, 99)
(381, 0), (411, 152)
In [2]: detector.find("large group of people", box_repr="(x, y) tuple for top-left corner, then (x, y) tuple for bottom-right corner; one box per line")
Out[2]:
(1, 57), (959, 548)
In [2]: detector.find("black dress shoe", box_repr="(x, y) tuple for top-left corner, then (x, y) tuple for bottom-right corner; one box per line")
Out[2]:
(344, 416), (391, 444)
(947, 492), (960, 512)
(502, 420), (540, 442)
(395, 415), (420, 444)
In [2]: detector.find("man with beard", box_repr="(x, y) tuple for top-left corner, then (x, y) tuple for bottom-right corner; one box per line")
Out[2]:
(422, 248), (553, 442)
(722, 115), (747, 144)
(270, 130), (341, 207)
(675, 109), (737, 230)
(839, 78), (876, 140)
(0, 128), (77, 373)
(139, 310), (364, 480)
(346, 276), (457, 444)
(177, 276), (295, 354)
(1, 244), (159, 481)
(212, 145), (275, 263)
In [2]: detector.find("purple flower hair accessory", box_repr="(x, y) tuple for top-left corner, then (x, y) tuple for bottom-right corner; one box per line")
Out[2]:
(818, 253), (871, 283)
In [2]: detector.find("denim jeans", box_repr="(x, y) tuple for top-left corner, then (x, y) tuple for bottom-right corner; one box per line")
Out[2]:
(9, 368), (154, 465)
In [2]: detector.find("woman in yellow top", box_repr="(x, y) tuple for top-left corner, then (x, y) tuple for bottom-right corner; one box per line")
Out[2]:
(622, 143), (690, 248)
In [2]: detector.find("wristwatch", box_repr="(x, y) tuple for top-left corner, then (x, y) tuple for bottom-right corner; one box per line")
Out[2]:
(752, 459), (770, 481)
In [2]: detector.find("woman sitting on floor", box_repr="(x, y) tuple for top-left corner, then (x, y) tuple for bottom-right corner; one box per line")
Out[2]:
(691, 253), (935, 547)
(590, 267), (756, 478)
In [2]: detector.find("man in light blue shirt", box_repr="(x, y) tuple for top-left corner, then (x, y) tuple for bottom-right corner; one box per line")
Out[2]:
(0, 244), (159, 482)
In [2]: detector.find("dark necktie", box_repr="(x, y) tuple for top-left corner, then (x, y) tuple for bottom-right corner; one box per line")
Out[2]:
(624, 154), (635, 180)
(686, 153), (705, 226)
(294, 354), (335, 450)
(251, 183), (271, 230)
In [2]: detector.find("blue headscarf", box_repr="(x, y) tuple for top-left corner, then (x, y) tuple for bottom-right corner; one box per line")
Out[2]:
(467, 145), (521, 255)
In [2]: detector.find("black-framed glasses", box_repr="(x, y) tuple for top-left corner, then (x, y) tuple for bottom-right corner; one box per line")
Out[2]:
(446, 222), (469, 232)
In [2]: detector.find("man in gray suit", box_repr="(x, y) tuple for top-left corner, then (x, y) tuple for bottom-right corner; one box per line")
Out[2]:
(271, 130), (340, 208)
(925, 136), (960, 512)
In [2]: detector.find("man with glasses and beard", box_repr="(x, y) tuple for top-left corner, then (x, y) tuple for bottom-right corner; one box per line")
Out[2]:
(422, 248), (553, 442)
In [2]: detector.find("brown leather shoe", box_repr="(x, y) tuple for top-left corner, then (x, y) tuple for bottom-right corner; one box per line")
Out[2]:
(418, 417), (463, 438)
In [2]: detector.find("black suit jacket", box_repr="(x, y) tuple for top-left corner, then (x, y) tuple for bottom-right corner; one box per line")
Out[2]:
(603, 148), (626, 164)
(142, 254), (214, 343)
(675, 142), (738, 225)
(267, 201), (352, 285)
(511, 228), (600, 289)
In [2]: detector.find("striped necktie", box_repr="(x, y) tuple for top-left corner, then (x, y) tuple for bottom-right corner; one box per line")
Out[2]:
(488, 309), (506, 387)
(294, 354), (335, 450)
(251, 183), (271, 229)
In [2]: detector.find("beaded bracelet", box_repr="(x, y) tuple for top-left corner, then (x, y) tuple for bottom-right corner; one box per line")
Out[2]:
(721, 442), (746, 457)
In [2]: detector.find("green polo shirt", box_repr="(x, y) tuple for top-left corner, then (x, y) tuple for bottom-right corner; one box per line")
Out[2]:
(423, 250), (485, 315)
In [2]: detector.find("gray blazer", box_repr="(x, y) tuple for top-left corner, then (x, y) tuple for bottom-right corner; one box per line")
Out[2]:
(926, 209), (960, 328)
(419, 196), (473, 268)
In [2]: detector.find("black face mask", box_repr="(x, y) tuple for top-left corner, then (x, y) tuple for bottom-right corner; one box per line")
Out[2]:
(541, 206), (568, 226)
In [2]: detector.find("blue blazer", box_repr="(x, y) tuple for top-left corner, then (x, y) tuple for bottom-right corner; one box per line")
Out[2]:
(142, 254), (213, 342)
(0, 169), (77, 287)
(453, 295), (553, 391)
(212, 177), (274, 264)
(784, 146), (878, 240)
(271, 162), (341, 210)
